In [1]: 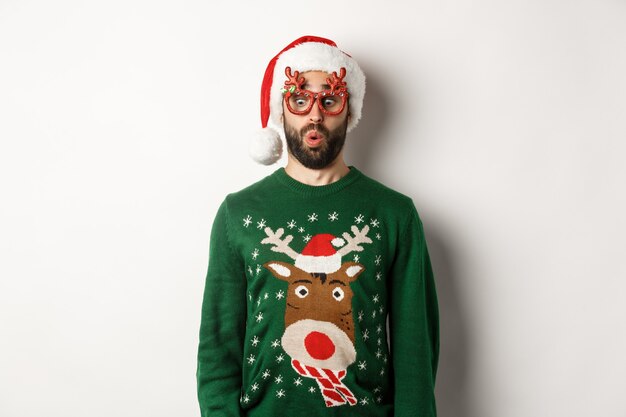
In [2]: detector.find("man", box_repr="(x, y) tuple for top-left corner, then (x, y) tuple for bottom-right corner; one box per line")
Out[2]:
(197, 36), (439, 417)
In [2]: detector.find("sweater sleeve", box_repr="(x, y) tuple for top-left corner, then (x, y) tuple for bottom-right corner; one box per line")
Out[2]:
(196, 197), (247, 417)
(388, 202), (439, 416)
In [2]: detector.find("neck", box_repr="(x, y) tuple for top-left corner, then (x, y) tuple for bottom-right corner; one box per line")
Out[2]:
(284, 152), (350, 186)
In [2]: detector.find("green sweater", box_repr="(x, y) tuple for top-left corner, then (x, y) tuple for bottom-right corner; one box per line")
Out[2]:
(197, 166), (439, 417)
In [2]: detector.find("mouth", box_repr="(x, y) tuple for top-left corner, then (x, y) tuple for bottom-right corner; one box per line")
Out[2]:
(304, 130), (325, 148)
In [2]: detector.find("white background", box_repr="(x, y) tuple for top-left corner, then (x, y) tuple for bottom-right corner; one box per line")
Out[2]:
(1, 0), (625, 416)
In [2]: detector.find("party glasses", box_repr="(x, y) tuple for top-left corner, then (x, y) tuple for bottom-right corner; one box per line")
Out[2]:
(281, 66), (349, 116)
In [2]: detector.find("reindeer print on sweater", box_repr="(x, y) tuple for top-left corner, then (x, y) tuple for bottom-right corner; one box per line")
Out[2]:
(239, 206), (392, 409)
(263, 226), (371, 407)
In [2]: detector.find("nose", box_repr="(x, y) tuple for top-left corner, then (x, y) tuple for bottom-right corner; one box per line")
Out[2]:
(308, 100), (324, 124)
(304, 331), (336, 360)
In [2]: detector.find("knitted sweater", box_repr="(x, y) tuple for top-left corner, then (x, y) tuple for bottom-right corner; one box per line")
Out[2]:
(197, 165), (439, 417)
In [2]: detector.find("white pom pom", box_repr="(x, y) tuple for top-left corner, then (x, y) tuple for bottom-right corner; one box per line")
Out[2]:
(331, 237), (345, 247)
(249, 127), (283, 165)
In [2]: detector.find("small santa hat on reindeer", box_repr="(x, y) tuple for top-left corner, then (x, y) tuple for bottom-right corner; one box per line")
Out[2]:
(294, 233), (346, 274)
(249, 35), (366, 165)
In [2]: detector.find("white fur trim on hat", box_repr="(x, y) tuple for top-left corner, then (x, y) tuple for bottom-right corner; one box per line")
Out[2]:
(295, 252), (342, 274)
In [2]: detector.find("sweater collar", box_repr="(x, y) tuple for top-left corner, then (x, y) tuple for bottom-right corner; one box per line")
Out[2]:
(272, 165), (362, 197)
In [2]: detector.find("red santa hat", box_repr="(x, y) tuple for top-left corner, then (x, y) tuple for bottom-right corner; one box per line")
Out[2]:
(249, 36), (367, 165)
(295, 233), (346, 274)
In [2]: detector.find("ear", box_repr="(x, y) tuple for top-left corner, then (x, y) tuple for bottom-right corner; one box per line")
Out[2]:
(263, 260), (298, 282)
(336, 261), (365, 283)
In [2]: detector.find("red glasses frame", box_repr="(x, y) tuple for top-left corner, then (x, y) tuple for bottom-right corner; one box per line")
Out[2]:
(281, 66), (349, 116)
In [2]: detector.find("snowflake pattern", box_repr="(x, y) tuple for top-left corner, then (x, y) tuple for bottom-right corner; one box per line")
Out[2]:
(243, 215), (252, 227)
(328, 211), (339, 221)
(251, 248), (259, 259)
(355, 214), (365, 224)
(287, 219), (297, 229)
(275, 290), (285, 300)
(307, 213), (318, 222)
(276, 389), (286, 398)
(256, 219), (266, 229)
(370, 218), (380, 228)
(271, 339), (280, 348)
(303, 234), (312, 242)
(251, 335), (260, 347)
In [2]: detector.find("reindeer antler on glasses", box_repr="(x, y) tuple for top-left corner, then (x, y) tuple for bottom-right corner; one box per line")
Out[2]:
(326, 67), (348, 96)
(281, 67), (306, 94)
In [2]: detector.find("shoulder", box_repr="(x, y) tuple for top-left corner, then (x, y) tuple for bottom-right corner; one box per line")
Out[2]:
(355, 168), (416, 212)
(219, 171), (277, 214)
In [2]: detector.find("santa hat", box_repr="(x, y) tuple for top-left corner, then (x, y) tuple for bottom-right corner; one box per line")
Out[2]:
(249, 36), (366, 165)
(295, 233), (346, 274)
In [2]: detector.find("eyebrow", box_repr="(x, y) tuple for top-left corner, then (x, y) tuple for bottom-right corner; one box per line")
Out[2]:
(303, 83), (331, 90)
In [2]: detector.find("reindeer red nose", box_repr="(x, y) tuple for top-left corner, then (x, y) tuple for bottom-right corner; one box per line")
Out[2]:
(304, 331), (336, 360)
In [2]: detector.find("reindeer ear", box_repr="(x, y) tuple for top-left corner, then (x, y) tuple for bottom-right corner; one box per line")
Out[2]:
(263, 261), (296, 281)
(338, 261), (365, 282)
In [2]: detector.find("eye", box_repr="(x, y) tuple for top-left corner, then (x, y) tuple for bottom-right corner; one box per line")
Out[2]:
(295, 98), (308, 107)
(332, 287), (345, 301)
(295, 285), (309, 298)
(322, 98), (338, 108)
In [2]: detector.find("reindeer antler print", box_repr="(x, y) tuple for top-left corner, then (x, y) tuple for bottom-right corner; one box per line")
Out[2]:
(261, 227), (299, 260)
(335, 225), (373, 257)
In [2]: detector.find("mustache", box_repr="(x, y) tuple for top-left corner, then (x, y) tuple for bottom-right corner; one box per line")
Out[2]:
(300, 123), (330, 138)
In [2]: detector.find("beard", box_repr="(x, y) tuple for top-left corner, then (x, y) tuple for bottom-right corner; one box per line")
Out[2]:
(283, 117), (348, 170)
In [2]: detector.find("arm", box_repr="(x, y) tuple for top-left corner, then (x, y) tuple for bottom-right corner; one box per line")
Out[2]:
(389, 202), (439, 416)
(197, 197), (246, 417)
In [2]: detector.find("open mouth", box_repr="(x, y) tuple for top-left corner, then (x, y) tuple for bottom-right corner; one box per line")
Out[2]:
(304, 130), (325, 147)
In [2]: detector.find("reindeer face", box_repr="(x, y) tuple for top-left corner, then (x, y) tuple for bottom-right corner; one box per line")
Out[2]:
(264, 260), (364, 370)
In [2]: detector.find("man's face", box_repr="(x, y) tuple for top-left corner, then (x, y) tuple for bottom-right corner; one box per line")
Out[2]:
(282, 71), (350, 170)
